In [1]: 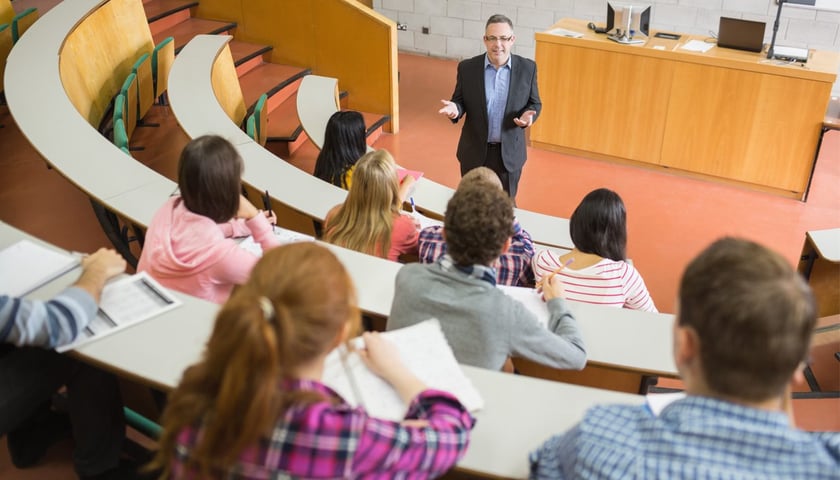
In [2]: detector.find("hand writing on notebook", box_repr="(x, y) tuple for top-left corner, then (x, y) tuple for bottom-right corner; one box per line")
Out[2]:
(358, 332), (427, 404)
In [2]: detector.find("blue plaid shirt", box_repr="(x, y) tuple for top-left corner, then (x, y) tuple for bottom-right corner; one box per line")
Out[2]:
(530, 395), (840, 480)
(418, 219), (535, 286)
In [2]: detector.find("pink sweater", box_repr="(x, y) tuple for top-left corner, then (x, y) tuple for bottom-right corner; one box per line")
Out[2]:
(138, 197), (280, 304)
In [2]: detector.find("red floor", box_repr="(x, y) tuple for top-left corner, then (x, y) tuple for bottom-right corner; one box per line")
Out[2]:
(1, 47), (838, 477)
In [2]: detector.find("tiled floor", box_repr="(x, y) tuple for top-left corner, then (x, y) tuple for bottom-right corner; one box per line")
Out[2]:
(1, 8), (838, 477)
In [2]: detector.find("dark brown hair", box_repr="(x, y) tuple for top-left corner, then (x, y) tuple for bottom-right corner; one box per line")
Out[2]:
(678, 237), (816, 402)
(178, 135), (243, 223)
(569, 188), (627, 261)
(486, 14), (513, 29)
(444, 182), (514, 266)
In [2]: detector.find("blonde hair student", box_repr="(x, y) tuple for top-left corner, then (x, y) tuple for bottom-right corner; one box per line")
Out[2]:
(323, 149), (419, 261)
(151, 243), (473, 479)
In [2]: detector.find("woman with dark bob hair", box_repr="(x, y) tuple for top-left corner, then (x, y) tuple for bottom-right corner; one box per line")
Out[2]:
(313, 110), (367, 189)
(532, 188), (656, 311)
(138, 135), (279, 304)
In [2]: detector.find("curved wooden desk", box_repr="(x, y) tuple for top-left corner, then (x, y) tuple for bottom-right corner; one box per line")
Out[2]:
(533, 18), (840, 199)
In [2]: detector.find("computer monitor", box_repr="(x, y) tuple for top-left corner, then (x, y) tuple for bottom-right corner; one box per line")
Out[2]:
(606, 2), (651, 44)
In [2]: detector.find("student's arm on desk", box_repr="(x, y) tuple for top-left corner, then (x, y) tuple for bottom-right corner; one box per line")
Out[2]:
(508, 296), (587, 370)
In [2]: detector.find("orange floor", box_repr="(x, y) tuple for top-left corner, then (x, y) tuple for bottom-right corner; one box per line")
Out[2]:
(1, 46), (838, 478)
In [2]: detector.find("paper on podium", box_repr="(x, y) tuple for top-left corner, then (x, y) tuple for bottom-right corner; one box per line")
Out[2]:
(0, 239), (79, 297)
(57, 272), (182, 352)
(680, 40), (714, 53)
(321, 319), (484, 422)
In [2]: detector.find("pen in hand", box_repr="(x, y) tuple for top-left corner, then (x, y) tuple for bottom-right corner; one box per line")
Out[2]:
(262, 190), (276, 232)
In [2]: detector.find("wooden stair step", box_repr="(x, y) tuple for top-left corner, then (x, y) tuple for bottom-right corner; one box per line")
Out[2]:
(265, 92), (303, 142)
(144, 0), (197, 23)
(229, 40), (273, 75)
(152, 17), (236, 52)
(359, 111), (390, 145)
(239, 63), (310, 110)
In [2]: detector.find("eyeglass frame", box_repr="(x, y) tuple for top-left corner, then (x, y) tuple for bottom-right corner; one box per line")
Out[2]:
(483, 35), (515, 43)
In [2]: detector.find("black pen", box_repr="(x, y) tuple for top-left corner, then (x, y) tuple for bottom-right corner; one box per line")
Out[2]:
(263, 190), (276, 232)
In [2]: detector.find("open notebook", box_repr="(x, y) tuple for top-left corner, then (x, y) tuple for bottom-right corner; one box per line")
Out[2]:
(498, 285), (550, 327)
(0, 239), (80, 297)
(57, 272), (182, 352)
(321, 319), (484, 422)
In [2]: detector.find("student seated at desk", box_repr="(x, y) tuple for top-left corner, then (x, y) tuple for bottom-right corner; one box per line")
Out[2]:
(388, 181), (586, 371)
(1, 249), (138, 480)
(138, 135), (280, 304)
(419, 166), (535, 286)
(323, 149), (419, 262)
(313, 110), (367, 189)
(150, 243), (473, 479)
(532, 188), (657, 312)
(530, 238), (840, 479)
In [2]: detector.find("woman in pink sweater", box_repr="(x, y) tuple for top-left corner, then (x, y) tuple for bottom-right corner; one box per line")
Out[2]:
(138, 135), (279, 303)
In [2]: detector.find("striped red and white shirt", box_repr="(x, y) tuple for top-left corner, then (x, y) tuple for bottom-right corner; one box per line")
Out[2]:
(532, 250), (657, 312)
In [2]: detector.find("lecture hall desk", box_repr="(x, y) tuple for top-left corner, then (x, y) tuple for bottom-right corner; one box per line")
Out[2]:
(533, 18), (840, 200)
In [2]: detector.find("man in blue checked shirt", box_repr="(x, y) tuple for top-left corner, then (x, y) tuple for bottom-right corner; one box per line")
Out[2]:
(0, 248), (142, 480)
(530, 237), (840, 479)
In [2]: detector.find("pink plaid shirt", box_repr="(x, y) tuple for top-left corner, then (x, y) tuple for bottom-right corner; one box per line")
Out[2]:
(170, 379), (474, 479)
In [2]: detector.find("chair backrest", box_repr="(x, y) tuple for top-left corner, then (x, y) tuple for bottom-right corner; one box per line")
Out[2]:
(0, 24), (11, 94)
(246, 114), (258, 144)
(131, 53), (154, 120)
(152, 37), (175, 99)
(120, 73), (138, 137)
(113, 93), (127, 131)
(0, 0), (13, 25)
(254, 93), (268, 146)
(113, 118), (129, 150)
(11, 7), (37, 43)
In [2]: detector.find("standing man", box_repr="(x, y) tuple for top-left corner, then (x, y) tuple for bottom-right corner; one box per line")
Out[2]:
(439, 14), (541, 201)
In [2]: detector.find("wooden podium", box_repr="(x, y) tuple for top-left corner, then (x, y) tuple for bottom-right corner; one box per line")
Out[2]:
(533, 19), (840, 199)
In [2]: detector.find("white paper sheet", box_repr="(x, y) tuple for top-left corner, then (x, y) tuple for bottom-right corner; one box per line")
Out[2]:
(0, 240), (79, 297)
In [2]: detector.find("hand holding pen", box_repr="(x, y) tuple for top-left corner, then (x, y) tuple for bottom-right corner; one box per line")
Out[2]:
(262, 190), (277, 232)
(537, 258), (573, 301)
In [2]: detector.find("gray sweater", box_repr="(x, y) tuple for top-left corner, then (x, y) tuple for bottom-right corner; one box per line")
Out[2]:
(387, 262), (587, 371)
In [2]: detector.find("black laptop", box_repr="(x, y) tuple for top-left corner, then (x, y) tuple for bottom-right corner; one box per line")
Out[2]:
(717, 17), (766, 53)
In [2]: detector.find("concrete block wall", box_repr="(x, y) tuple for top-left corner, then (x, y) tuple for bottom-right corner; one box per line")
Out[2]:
(374, 0), (840, 95)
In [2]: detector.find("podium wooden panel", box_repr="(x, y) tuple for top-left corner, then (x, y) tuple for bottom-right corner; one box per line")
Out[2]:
(533, 19), (840, 199)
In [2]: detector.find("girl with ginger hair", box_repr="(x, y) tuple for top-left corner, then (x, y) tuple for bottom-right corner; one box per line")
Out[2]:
(150, 243), (473, 479)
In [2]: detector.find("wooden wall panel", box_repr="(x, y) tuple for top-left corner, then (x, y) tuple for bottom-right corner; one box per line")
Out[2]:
(532, 43), (671, 164)
(59, 0), (154, 126)
(194, 0), (398, 133)
(661, 62), (830, 192)
(211, 44), (246, 125)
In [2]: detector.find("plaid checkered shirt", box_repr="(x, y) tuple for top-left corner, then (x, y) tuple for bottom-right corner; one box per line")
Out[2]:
(418, 218), (534, 286)
(170, 379), (474, 479)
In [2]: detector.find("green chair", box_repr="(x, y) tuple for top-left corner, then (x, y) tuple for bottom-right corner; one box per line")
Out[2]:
(151, 37), (175, 104)
(10, 7), (37, 43)
(123, 407), (162, 440)
(119, 73), (138, 137)
(113, 118), (129, 151)
(252, 93), (268, 146)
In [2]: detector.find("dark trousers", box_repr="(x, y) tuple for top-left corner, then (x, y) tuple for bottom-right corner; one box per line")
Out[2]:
(461, 143), (522, 201)
(0, 345), (125, 476)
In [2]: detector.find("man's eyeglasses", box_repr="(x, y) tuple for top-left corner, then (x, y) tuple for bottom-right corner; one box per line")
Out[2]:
(484, 35), (513, 43)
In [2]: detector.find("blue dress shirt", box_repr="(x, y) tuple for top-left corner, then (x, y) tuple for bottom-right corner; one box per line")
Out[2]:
(484, 54), (511, 144)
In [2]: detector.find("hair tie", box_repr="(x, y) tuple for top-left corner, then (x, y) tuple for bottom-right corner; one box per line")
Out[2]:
(258, 296), (275, 322)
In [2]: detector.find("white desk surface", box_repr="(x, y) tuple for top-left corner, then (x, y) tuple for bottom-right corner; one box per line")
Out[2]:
(807, 228), (840, 263)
